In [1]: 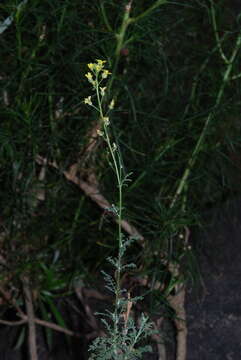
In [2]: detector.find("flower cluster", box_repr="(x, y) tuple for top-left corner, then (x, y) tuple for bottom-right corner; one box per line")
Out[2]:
(84, 59), (111, 93)
(83, 59), (115, 131)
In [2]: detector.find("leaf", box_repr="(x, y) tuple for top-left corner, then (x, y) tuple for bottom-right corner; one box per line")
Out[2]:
(13, 326), (26, 350)
(39, 299), (53, 350)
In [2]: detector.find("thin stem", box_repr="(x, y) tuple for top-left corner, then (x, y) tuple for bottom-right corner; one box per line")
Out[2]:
(96, 82), (121, 187)
(171, 30), (241, 207)
(107, 2), (133, 97)
(107, 0), (167, 98)
(132, 0), (167, 23)
(183, 39), (226, 118)
(96, 74), (124, 354)
(231, 72), (241, 81)
(100, 2), (113, 32)
(210, 0), (229, 64)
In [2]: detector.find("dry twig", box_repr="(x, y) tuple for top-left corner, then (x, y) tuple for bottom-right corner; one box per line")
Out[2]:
(35, 155), (143, 241)
(167, 262), (187, 360)
(22, 276), (38, 360)
(0, 284), (80, 337)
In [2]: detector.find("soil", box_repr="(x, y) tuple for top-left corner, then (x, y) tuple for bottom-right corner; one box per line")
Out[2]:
(186, 197), (241, 360)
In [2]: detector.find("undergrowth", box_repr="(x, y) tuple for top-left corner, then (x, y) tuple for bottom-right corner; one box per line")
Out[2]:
(0, 0), (240, 359)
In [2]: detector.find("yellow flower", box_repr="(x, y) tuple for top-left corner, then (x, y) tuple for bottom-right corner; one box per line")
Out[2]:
(97, 129), (104, 137)
(95, 64), (102, 72)
(102, 69), (111, 79)
(102, 116), (110, 126)
(85, 72), (94, 84)
(96, 59), (106, 66)
(87, 63), (94, 71)
(96, 59), (106, 72)
(109, 99), (115, 110)
(84, 96), (92, 106)
(87, 60), (106, 73)
(100, 86), (106, 97)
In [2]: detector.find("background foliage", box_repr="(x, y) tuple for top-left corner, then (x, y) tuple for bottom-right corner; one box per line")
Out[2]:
(0, 0), (240, 356)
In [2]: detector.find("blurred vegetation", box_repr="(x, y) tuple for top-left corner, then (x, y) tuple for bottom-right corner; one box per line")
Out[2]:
(0, 0), (240, 355)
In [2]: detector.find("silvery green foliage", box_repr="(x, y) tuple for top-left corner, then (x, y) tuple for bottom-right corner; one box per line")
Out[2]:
(89, 236), (154, 360)
(89, 313), (153, 360)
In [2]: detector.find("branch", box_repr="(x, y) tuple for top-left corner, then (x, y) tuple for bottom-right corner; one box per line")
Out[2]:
(0, 319), (26, 326)
(0, 286), (80, 337)
(22, 276), (38, 360)
(168, 286), (187, 360)
(35, 155), (143, 241)
(0, 314), (80, 337)
(167, 258), (188, 360)
(33, 317), (80, 337)
(152, 318), (167, 360)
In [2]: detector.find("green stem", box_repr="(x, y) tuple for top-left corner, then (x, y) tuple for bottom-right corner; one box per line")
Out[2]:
(107, 3), (133, 97)
(132, 0), (167, 23)
(96, 78), (124, 354)
(108, 0), (167, 97)
(171, 30), (241, 208)
(210, 0), (229, 64)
